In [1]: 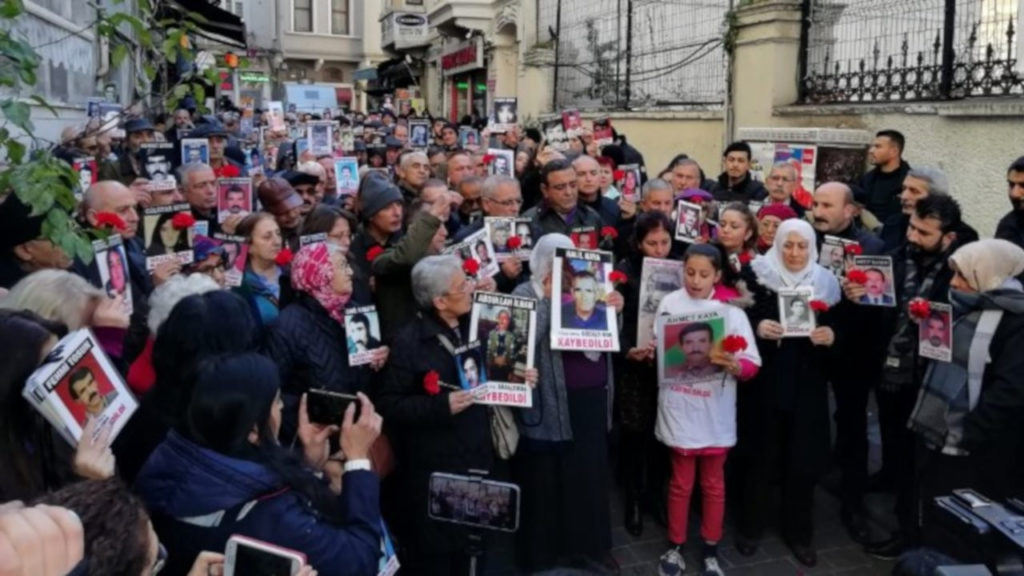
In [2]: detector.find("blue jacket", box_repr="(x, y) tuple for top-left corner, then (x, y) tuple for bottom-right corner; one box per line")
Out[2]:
(135, 431), (381, 576)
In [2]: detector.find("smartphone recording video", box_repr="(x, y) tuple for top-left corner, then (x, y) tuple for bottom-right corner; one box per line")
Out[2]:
(428, 472), (520, 532)
(306, 389), (360, 425)
(224, 535), (305, 576)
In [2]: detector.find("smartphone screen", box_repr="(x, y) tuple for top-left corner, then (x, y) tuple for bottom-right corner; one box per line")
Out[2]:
(233, 543), (297, 576)
(306, 389), (360, 425)
(428, 473), (520, 532)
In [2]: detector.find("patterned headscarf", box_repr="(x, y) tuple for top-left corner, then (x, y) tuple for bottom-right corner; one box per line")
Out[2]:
(291, 242), (351, 324)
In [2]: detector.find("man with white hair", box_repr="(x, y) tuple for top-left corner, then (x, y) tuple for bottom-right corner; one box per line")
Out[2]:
(453, 175), (526, 293)
(396, 151), (431, 204)
(880, 166), (949, 251)
(764, 162), (807, 218)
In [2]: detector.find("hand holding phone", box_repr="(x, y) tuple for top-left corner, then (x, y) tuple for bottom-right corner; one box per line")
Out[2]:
(340, 392), (382, 461)
(224, 535), (305, 576)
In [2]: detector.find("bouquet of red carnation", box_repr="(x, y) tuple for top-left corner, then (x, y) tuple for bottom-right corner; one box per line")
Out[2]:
(366, 245), (384, 262)
(846, 269), (868, 284)
(810, 300), (830, 313)
(95, 212), (127, 232)
(275, 247), (294, 266)
(721, 334), (748, 354)
(908, 298), (931, 320)
(171, 212), (196, 230)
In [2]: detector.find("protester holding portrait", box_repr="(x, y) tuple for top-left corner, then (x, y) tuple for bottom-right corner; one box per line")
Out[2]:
(511, 233), (622, 573)
(731, 219), (840, 567)
(376, 256), (495, 574)
(266, 242), (387, 443)
(612, 211), (675, 537)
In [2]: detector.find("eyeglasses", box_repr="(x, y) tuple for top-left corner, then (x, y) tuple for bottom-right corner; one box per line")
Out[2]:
(445, 277), (476, 296)
(486, 197), (523, 208)
(152, 543), (167, 575)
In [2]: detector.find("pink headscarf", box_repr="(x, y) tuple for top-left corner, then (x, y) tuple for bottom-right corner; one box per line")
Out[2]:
(291, 242), (351, 324)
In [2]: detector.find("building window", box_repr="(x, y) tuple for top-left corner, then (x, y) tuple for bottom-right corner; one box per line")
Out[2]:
(293, 0), (312, 32)
(231, 1), (244, 18)
(331, 0), (349, 35)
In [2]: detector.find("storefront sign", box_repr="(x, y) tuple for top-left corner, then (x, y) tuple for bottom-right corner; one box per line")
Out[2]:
(354, 68), (378, 81)
(442, 37), (484, 77)
(382, 12), (430, 50)
(239, 71), (269, 83)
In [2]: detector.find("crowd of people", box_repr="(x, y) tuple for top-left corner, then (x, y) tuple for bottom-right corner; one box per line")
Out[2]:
(1, 96), (1023, 576)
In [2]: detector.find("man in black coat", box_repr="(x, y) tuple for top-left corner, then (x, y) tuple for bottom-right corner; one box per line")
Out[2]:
(879, 166), (948, 251)
(995, 155), (1024, 250)
(709, 141), (767, 204)
(523, 159), (603, 240)
(573, 155), (620, 229)
(810, 182), (885, 544)
(847, 195), (976, 559)
(859, 130), (911, 224)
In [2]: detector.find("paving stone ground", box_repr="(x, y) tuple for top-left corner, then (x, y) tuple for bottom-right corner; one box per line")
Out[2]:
(482, 399), (897, 575)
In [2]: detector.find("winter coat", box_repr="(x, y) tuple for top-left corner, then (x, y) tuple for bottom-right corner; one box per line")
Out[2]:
(135, 431), (382, 576)
(371, 211), (443, 342)
(233, 267), (282, 326)
(264, 293), (372, 442)
(522, 200), (603, 241)
(859, 160), (910, 223)
(375, 311), (494, 555)
(995, 210), (1024, 252)
(709, 172), (767, 204)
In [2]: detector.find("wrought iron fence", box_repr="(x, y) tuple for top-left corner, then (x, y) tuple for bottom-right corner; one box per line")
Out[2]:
(538, 0), (730, 110)
(800, 0), (1023, 103)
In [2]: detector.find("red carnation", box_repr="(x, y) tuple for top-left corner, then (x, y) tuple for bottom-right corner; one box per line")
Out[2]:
(274, 247), (294, 266)
(601, 226), (618, 240)
(462, 258), (480, 276)
(506, 236), (522, 250)
(613, 170), (625, 181)
(738, 252), (753, 265)
(844, 243), (863, 256)
(171, 212), (196, 230)
(689, 197), (704, 204)
(909, 298), (931, 320)
(214, 164), (240, 178)
(94, 212), (126, 232)
(609, 270), (628, 285)
(423, 370), (441, 396)
(721, 334), (748, 354)
(847, 269), (868, 284)
(482, 154), (496, 165)
(366, 245), (384, 262)
(810, 300), (829, 313)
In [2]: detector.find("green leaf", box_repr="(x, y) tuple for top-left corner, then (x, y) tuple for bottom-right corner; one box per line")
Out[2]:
(7, 138), (24, 164)
(143, 62), (157, 82)
(29, 94), (56, 117)
(111, 42), (128, 67)
(1, 99), (32, 132)
(0, 0), (23, 18)
(172, 83), (190, 99)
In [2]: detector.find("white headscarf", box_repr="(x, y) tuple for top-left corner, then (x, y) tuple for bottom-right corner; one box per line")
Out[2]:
(751, 219), (841, 306)
(949, 239), (1024, 293)
(529, 233), (574, 298)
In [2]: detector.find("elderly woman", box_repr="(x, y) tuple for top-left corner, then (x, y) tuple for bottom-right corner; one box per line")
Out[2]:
(0, 269), (130, 362)
(266, 242), (387, 443)
(376, 255), (498, 574)
(907, 239), (1024, 531)
(511, 233), (625, 573)
(731, 219), (840, 567)
(299, 204), (371, 304)
(755, 204), (798, 254)
(125, 273), (221, 394)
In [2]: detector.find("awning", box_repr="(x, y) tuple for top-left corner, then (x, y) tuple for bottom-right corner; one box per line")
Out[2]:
(157, 0), (247, 50)
(368, 57), (417, 95)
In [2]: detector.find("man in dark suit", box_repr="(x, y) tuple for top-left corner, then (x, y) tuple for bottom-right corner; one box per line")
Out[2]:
(859, 268), (894, 305)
